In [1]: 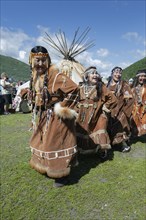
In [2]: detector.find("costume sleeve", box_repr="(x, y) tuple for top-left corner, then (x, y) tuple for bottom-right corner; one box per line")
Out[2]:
(102, 85), (118, 112)
(52, 72), (79, 108)
(109, 81), (134, 118)
(53, 72), (79, 120)
(122, 82), (135, 118)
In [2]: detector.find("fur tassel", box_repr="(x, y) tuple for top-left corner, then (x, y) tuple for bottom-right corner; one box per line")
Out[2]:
(54, 102), (78, 119)
(100, 144), (111, 150)
(102, 104), (110, 113)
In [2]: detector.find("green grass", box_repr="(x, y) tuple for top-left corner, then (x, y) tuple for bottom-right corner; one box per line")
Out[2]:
(0, 113), (146, 220)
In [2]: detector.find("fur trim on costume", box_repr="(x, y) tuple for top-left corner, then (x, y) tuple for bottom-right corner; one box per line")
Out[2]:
(30, 156), (71, 178)
(102, 104), (110, 113)
(54, 102), (78, 119)
(30, 158), (47, 174)
(100, 144), (111, 150)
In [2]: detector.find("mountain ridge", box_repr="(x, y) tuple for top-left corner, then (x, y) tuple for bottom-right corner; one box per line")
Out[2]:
(0, 54), (146, 82)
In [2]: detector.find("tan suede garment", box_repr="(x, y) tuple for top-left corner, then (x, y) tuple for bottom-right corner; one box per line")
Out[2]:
(29, 65), (78, 178)
(108, 81), (134, 145)
(75, 83), (117, 153)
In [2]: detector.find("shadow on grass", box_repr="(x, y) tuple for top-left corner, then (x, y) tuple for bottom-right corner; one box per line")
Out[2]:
(69, 135), (146, 185)
(69, 149), (114, 185)
(31, 135), (145, 186)
(129, 134), (146, 145)
(110, 134), (146, 153)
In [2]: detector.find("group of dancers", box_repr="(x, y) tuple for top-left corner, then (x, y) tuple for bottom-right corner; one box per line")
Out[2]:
(28, 45), (146, 187)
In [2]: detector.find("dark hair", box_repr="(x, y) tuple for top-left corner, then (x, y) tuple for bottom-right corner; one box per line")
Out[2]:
(31, 46), (48, 54)
(29, 46), (51, 110)
(84, 66), (97, 72)
(94, 80), (103, 101)
(30, 45), (51, 67)
(83, 66), (99, 82)
(111, 66), (123, 74)
(136, 69), (146, 75)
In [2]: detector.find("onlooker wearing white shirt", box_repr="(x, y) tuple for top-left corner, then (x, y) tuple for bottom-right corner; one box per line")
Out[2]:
(0, 72), (12, 115)
(0, 84), (4, 114)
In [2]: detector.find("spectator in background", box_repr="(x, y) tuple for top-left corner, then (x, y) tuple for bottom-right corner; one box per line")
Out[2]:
(11, 82), (17, 99)
(0, 72), (13, 115)
(0, 82), (4, 114)
(128, 78), (134, 88)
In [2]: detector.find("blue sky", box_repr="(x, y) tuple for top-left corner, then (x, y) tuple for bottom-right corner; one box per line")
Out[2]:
(1, 0), (146, 77)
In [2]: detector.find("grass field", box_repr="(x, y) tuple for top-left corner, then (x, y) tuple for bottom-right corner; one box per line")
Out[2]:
(0, 113), (146, 220)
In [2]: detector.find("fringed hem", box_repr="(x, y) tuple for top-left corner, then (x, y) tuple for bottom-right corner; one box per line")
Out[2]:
(29, 157), (70, 178)
(112, 132), (129, 145)
(100, 144), (111, 150)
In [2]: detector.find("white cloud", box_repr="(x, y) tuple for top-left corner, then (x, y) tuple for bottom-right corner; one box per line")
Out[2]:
(19, 50), (26, 59)
(128, 49), (146, 60)
(96, 48), (109, 57)
(122, 32), (143, 44)
(135, 49), (146, 57)
(119, 61), (133, 69)
(77, 51), (113, 77)
(37, 25), (50, 35)
(0, 26), (144, 77)
(0, 27), (34, 63)
(0, 26), (54, 64)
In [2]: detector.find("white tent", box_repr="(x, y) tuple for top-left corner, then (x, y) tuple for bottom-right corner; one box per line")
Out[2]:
(13, 81), (30, 111)
(16, 81), (30, 96)
(44, 27), (95, 85)
(57, 59), (85, 85)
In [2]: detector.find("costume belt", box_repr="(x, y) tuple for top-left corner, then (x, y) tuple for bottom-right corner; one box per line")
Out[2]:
(77, 103), (97, 109)
(30, 145), (77, 160)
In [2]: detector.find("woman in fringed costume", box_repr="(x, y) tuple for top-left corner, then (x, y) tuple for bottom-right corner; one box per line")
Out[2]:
(131, 69), (146, 137)
(75, 66), (117, 158)
(107, 67), (134, 152)
(28, 46), (78, 187)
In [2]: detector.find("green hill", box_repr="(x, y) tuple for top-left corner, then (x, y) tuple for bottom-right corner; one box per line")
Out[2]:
(122, 57), (146, 80)
(0, 54), (30, 82)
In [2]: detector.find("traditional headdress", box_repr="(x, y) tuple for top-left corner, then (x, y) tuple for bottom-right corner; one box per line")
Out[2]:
(111, 66), (123, 74)
(136, 69), (146, 77)
(29, 46), (51, 68)
(83, 66), (100, 82)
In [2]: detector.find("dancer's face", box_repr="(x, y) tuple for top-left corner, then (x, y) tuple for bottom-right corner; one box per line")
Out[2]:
(138, 73), (146, 85)
(33, 56), (49, 74)
(88, 71), (99, 85)
(112, 68), (122, 83)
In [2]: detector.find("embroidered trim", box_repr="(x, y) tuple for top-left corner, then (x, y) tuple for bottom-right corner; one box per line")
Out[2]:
(52, 72), (61, 94)
(30, 145), (77, 160)
(91, 129), (107, 136)
(77, 103), (97, 109)
(30, 52), (48, 57)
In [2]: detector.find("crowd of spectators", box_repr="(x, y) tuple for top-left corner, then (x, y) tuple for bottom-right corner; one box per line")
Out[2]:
(0, 72), (26, 115)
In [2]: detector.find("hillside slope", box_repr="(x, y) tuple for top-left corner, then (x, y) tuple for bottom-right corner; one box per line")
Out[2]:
(0, 54), (146, 82)
(122, 57), (146, 80)
(0, 55), (30, 81)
